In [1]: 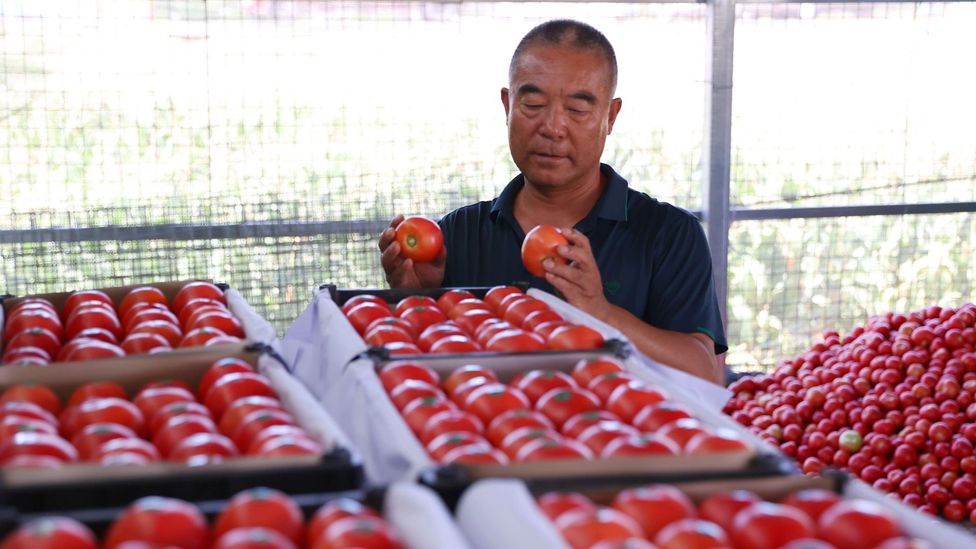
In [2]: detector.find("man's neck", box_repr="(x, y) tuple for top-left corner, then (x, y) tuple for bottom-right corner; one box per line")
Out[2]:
(513, 169), (606, 233)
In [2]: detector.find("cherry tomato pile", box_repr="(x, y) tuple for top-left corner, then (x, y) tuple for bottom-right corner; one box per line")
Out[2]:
(341, 286), (606, 356)
(539, 484), (924, 549)
(2, 282), (244, 366)
(725, 302), (976, 523)
(379, 356), (751, 465)
(0, 487), (403, 549)
(0, 357), (323, 468)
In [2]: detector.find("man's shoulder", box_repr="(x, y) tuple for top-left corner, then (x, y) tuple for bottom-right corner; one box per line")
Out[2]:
(439, 199), (496, 225)
(625, 188), (700, 228)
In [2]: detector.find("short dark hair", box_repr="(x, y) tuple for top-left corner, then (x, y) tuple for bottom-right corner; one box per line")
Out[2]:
(509, 19), (618, 95)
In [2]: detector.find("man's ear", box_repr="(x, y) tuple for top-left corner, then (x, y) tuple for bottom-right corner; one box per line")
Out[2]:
(501, 87), (511, 120)
(607, 97), (622, 135)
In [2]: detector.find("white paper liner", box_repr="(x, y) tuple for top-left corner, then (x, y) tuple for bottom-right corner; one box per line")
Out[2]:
(225, 287), (277, 343)
(386, 481), (474, 549)
(455, 478), (570, 549)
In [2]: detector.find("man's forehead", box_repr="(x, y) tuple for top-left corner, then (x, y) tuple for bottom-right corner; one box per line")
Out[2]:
(511, 45), (613, 94)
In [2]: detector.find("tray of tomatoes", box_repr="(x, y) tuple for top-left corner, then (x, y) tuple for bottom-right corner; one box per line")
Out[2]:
(451, 471), (976, 549)
(0, 341), (363, 512)
(0, 481), (472, 548)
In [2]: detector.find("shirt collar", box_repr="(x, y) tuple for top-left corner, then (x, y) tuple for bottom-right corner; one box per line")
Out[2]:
(490, 163), (629, 225)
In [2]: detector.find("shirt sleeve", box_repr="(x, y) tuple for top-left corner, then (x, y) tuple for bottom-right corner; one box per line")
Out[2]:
(646, 212), (728, 354)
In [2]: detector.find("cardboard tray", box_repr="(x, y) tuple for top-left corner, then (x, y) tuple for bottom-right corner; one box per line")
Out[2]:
(452, 472), (976, 549)
(0, 342), (363, 512)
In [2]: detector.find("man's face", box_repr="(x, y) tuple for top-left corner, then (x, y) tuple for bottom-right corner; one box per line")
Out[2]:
(502, 43), (621, 190)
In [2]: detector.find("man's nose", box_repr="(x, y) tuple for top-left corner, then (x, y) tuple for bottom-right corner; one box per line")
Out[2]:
(538, 106), (568, 139)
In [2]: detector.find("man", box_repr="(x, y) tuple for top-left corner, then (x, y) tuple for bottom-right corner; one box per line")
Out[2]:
(379, 19), (727, 384)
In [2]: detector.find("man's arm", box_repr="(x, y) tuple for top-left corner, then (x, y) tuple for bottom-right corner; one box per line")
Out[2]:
(541, 227), (723, 385)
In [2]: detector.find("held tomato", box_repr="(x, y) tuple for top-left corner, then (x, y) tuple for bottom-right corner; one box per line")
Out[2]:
(0, 516), (97, 549)
(103, 496), (209, 549)
(521, 225), (569, 278)
(612, 484), (697, 540)
(213, 487), (304, 547)
(395, 216), (443, 263)
(0, 384), (62, 416)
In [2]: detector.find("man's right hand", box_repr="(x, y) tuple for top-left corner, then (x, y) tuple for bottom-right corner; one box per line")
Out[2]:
(379, 214), (446, 289)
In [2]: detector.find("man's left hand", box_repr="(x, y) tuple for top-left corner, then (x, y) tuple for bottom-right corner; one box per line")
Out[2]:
(542, 228), (611, 321)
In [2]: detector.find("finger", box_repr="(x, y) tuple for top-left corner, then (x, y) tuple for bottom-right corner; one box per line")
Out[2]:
(389, 214), (406, 230)
(381, 240), (404, 272)
(559, 227), (592, 250)
(542, 258), (586, 291)
(378, 227), (397, 251)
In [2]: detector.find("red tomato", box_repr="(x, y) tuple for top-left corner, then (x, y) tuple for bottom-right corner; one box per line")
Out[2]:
(307, 498), (381, 546)
(419, 409), (484, 445)
(204, 335), (243, 347)
(204, 372), (277, 419)
(468, 318), (510, 345)
(555, 507), (643, 549)
(393, 295), (439, 317)
(548, 324), (605, 351)
(522, 225), (569, 277)
(378, 362), (440, 393)
(66, 381), (128, 408)
(1, 454), (63, 469)
(179, 327), (228, 348)
(522, 308), (565, 332)
(606, 381), (669, 423)
(188, 310), (244, 338)
(5, 328), (61, 360)
(230, 408), (295, 451)
(483, 286), (524, 313)
(0, 415), (59, 447)
(429, 335), (481, 354)
(516, 437), (593, 462)
(178, 299), (228, 330)
(172, 281), (226, 314)
(426, 432), (491, 462)
(153, 414), (219, 457)
(211, 527), (296, 549)
(63, 339), (126, 362)
(436, 289), (476, 315)
(443, 364), (498, 396)
(653, 518), (730, 549)
(340, 294), (390, 316)
(486, 409), (554, 446)
(588, 539), (657, 549)
(441, 444), (509, 465)
(658, 418), (713, 450)
(103, 496), (209, 549)
(416, 322), (467, 351)
(0, 432), (78, 463)
(730, 502), (816, 549)
(364, 316), (416, 339)
(3, 309), (64, 343)
(60, 397), (146, 439)
(66, 305), (122, 341)
(537, 491), (598, 522)
(400, 306), (448, 335)
(818, 500), (902, 549)
(118, 287), (169, 321)
(446, 298), (493, 320)
(463, 383), (532, 424)
(252, 434), (323, 458)
(780, 489), (842, 523)
(129, 320), (183, 346)
(485, 329), (546, 352)
(62, 290), (113, 319)
(218, 396), (284, 438)
(365, 324), (414, 347)
(244, 424), (312, 453)
(499, 427), (561, 458)
(0, 516), (97, 549)
(535, 387), (602, 430)
(9, 298), (58, 317)
(560, 410), (621, 439)
(576, 420), (641, 456)
(512, 369), (579, 404)
(0, 401), (58, 427)
(381, 341), (423, 356)
(121, 332), (172, 355)
(632, 401), (694, 431)
(612, 485), (697, 540)
(450, 377), (496, 407)
(169, 432), (238, 464)
(345, 302), (394, 335)
(698, 490), (761, 532)
(198, 358), (256, 401)
(504, 297), (550, 327)
(0, 384), (61, 416)
(123, 307), (180, 334)
(685, 429), (751, 454)
(395, 216), (443, 263)
(535, 320), (572, 340)
(401, 398), (457, 435)
(572, 357), (625, 387)
(213, 487), (304, 547)
(315, 515), (402, 549)
(2, 345), (51, 365)
(389, 379), (445, 410)
(73, 326), (119, 344)
(71, 422), (138, 460)
(601, 433), (680, 458)
(133, 387), (196, 421)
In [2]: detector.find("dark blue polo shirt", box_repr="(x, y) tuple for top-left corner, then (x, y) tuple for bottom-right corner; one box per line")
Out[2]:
(438, 164), (728, 354)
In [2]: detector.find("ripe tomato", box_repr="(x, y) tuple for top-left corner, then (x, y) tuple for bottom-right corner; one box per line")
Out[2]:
(486, 409), (554, 446)
(71, 422), (138, 460)
(601, 433), (680, 458)
(123, 307), (180, 334)
(198, 358), (256, 400)
(252, 433), (323, 458)
(0, 401), (58, 427)
(133, 386), (196, 421)
(395, 216), (443, 263)
(522, 225), (569, 278)
(103, 496), (209, 549)
(345, 302), (394, 335)
(178, 299), (228, 330)
(612, 485), (696, 540)
(229, 408), (296, 451)
(429, 335), (481, 354)
(449, 309), (497, 335)
(60, 397), (147, 439)
(474, 320), (518, 347)
(365, 324), (414, 347)
(653, 518), (730, 549)
(436, 289), (476, 315)
(179, 326), (229, 348)
(780, 489), (842, 523)
(818, 499), (902, 549)
(62, 290), (113, 320)
(632, 401), (694, 431)
(211, 527), (296, 549)
(243, 424), (312, 452)
(443, 364), (498, 396)
(534, 320), (572, 340)
(426, 432), (491, 462)
(572, 357), (625, 387)
(389, 379), (445, 410)
(66, 305), (123, 340)
(0, 416), (59, 447)
(522, 308), (565, 332)
(218, 396), (284, 437)
(172, 281), (226, 314)
(187, 310), (244, 338)
(536, 491), (598, 522)
(447, 298), (494, 320)
(399, 306), (448, 335)
(340, 294), (390, 316)
(483, 286), (524, 312)
(420, 409), (484, 445)
(560, 410), (621, 439)
(378, 361), (440, 393)
(463, 383), (531, 424)
(548, 324), (605, 351)
(606, 382), (669, 423)
(0, 432), (78, 463)
(0, 384), (61, 416)
(0, 516), (97, 549)
(203, 372), (277, 419)
(485, 329), (546, 352)
(153, 414), (219, 457)
(535, 387), (602, 429)
(555, 507), (643, 549)
(364, 316), (416, 339)
(730, 502), (816, 549)
(401, 397), (457, 435)
(441, 444), (509, 465)
(515, 437), (593, 462)
(315, 515), (402, 549)
(685, 429), (751, 454)
(393, 295), (439, 317)
(499, 426), (561, 458)
(2, 345), (51, 365)
(64, 339), (126, 362)
(512, 369), (579, 404)
(307, 498), (380, 546)
(3, 308), (64, 343)
(213, 487), (304, 547)
(66, 381), (128, 408)
(576, 420), (641, 456)
(129, 320), (183, 346)
(416, 322), (467, 351)
(5, 328), (62, 360)
(698, 490), (761, 531)
(121, 332), (172, 355)
(169, 432), (238, 464)
(503, 297), (550, 327)
(118, 287), (170, 321)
